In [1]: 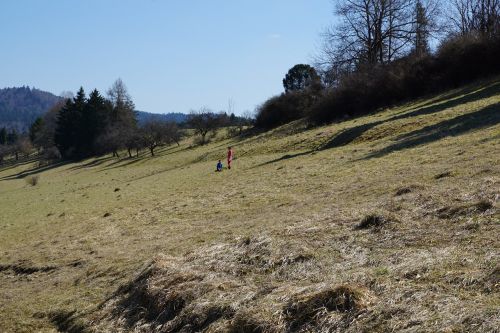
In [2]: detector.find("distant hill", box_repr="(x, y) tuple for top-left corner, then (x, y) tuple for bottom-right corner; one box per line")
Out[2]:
(0, 87), (63, 132)
(136, 111), (188, 125)
(0, 87), (188, 132)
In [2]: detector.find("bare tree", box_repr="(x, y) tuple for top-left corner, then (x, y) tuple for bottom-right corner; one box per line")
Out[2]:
(187, 108), (223, 145)
(107, 78), (137, 128)
(33, 100), (66, 150)
(449, 0), (500, 36)
(140, 121), (182, 156)
(0, 144), (13, 165)
(13, 137), (32, 160)
(320, 0), (415, 68)
(317, 0), (445, 84)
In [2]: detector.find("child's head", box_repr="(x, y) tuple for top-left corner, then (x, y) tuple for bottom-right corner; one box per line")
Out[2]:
(228, 146), (232, 150)
(218, 160), (221, 162)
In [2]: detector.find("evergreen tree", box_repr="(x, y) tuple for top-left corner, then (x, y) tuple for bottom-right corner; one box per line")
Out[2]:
(83, 89), (108, 155)
(55, 87), (86, 158)
(283, 64), (322, 93)
(414, 0), (430, 56)
(7, 129), (18, 144)
(0, 127), (7, 145)
(29, 117), (44, 143)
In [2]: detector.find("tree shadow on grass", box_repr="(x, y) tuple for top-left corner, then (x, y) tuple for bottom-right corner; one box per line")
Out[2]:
(405, 78), (500, 112)
(0, 156), (39, 172)
(318, 81), (500, 150)
(257, 95), (500, 168)
(0, 160), (70, 181)
(361, 102), (500, 160)
(68, 156), (115, 171)
(253, 151), (314, 168)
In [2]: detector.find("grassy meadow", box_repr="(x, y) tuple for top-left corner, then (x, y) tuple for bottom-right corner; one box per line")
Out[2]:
(0, 78), (499, 332)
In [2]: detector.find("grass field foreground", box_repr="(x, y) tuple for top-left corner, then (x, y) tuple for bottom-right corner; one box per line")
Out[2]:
(0, 78), (499, 332)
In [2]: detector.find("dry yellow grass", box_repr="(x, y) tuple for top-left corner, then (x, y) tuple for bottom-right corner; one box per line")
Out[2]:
(0, 78), (499, 332)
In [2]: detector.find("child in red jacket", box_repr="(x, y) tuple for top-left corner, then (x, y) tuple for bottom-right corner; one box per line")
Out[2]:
(227, 146), (234, 169)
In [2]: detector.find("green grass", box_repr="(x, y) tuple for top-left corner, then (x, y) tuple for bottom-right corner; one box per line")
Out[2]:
(0, 78), (499, 332)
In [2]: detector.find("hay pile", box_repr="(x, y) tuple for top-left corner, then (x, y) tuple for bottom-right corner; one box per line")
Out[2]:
(92, 237), (372, 332)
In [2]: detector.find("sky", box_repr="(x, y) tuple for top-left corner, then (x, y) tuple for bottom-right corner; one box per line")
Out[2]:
(0, 0), (334, 115)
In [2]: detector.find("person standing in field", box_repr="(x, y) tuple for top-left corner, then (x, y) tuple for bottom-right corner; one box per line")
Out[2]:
(227, 146), (234, 169)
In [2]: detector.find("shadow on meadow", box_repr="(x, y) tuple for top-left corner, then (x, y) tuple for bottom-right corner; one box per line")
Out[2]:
(319, 81), (500, 150)
(0, 160), (70, 181)
(362, 102), (500, 159)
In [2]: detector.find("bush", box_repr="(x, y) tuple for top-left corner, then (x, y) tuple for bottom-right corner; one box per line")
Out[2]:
(25, 175), (40, 186)
(42, 146), (62, 161)
(255, 90), (318, 129)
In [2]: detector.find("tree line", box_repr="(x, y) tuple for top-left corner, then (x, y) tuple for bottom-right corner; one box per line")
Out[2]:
(0, 79), (253, 164)
(255, 0), (500, 128)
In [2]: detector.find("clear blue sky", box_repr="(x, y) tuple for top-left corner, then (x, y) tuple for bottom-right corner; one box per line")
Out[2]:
(0, 0), (333, 115)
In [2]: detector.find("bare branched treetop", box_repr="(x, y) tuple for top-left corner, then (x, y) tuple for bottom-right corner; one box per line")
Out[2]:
(107, 78), (135, 111)
(316, 0), (444, 85)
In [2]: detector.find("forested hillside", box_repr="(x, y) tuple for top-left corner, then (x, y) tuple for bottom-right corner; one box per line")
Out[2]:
(0, 87), (62, 131)
(136, 111), (187, 125)
(0, 86), (188, 133)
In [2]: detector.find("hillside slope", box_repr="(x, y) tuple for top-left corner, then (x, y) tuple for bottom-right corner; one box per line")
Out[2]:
(0, 78), (499, 332)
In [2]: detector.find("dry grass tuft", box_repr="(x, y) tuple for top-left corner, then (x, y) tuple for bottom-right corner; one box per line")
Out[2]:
(25, 175), (40, 186)
(92, 239), (347, 332)
(434, 171), (453, 179)
(484, 266), (500, 293)
(394, 184), (423, 196)
(284, 285), (369, 330)
(437, 199), (494, 219)
(356, 213), (392, 230)
(228, 313), (274, 333)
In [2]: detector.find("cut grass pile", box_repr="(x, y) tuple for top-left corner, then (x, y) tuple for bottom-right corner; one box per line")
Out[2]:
(0, 77), (499, 332)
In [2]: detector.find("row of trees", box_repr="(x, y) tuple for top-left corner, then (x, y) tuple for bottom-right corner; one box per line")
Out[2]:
(28, 80), (185, 159)
(10, 80), (254, 163)
(0, 130), (32, 163)
(256, 0), (500, 128)
(187, 108), (252, 145)
(1, 79), (255, 165)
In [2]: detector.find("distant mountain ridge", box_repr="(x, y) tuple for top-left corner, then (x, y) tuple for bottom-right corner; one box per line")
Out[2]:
(0, 87), (187, 132)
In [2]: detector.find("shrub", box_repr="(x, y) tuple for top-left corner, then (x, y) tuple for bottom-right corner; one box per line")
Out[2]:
(255, 90), (319, 129)
(25, 175), (40, 186)
(42, 146), (62, 161)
